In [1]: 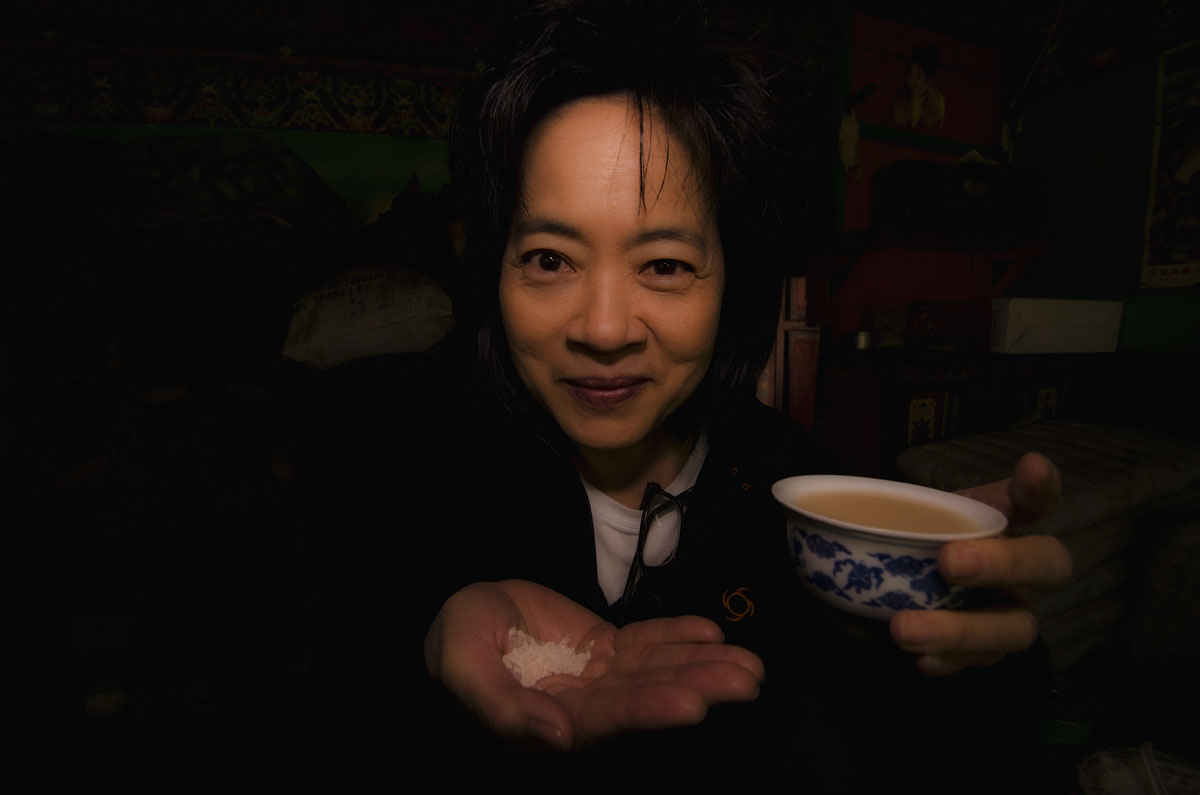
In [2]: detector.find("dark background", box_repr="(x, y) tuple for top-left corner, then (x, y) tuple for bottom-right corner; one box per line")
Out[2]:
(4, 0), (1196, 775)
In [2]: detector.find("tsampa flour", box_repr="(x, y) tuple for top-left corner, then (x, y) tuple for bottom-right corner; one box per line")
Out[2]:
(501, 627), (592, 687)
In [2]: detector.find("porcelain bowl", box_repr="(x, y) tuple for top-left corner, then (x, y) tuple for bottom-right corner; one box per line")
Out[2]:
(772, 475), (1007, 620)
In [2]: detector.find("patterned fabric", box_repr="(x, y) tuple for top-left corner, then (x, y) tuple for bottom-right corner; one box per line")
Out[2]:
(1, 47), (470, 136)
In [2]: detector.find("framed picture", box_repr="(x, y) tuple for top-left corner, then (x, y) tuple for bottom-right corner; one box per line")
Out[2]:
(1142, 40), (1200, 288)
(848, 11), (1001, 149)
(906, 392), (944, 445)
(841, 12), (1003, 233)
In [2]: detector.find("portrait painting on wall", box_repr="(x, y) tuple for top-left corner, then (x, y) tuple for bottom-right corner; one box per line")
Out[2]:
(849, 12), (1001, 148)
(893, 44), (947, 130)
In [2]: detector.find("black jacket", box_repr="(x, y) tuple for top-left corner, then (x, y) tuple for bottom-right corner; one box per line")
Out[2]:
(410, 396), (1052, 789)
(448, 395), (816, 641)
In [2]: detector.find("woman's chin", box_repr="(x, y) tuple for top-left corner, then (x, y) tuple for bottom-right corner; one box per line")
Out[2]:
(560, 417), (679, 460)
(566, 428), (652, 455)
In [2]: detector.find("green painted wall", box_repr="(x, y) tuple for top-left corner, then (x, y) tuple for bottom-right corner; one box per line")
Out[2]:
(0, 121), (449, 226)
(1012, 59), (1199, 351)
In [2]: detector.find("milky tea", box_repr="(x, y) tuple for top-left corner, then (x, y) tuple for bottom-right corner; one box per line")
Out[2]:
(774, 474), (1007, 618)
(791, 490), (981, 536)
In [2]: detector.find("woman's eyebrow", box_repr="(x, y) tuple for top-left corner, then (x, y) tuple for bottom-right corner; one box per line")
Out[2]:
(512, 216), (709, 254)
(510, 217), (586, 242)
(632, 227), (709, 254)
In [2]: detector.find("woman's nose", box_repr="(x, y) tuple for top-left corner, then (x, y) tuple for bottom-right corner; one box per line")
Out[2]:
(568, 271), (644, 354)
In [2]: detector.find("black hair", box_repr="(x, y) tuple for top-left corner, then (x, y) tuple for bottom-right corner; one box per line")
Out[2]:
(909, 44), (941, 78)
(452, 0), (785, 432)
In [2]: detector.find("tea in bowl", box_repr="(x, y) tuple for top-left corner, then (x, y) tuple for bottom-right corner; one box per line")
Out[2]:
(772, 475), (1007, 620)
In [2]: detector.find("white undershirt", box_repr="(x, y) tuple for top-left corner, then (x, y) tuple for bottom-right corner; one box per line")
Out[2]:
(583, 435), (708, 605)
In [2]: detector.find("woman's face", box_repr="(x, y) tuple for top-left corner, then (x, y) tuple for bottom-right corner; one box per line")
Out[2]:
(908, 63), (930, 96)
(498, 95), (724, 455)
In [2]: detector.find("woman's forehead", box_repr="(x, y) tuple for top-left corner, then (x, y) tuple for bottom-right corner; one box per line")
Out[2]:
(519, 94), (715, 218)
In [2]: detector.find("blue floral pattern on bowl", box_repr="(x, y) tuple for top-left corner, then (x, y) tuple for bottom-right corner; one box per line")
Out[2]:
(790, 526), (966, 619)
(774, 474), (1006, 621)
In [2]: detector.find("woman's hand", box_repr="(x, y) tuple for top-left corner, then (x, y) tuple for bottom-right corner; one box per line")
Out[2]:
(889, 453), (1073, 675)
(425, 579), (764, 750)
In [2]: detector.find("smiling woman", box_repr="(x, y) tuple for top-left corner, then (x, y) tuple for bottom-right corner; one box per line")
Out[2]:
(454, 8), (784, 446)
(421, 0), (1069, 782)
(499, 95), (725, 502)
(423, 2), (793, 757)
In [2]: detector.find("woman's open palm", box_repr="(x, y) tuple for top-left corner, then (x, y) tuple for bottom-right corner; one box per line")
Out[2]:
(425, 580), (764, 750)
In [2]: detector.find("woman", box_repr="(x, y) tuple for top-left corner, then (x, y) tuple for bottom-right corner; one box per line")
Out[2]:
(424, 0), (1070, 767)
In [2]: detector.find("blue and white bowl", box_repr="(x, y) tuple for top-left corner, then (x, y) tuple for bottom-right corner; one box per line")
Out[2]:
(772, 475), (1007, 620)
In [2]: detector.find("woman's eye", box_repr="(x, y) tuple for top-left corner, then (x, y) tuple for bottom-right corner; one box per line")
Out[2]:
(523, 250), (567, 271)
(644, 260), (693, 277)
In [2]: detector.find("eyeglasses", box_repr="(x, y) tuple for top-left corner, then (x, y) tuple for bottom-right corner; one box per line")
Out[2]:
(617, 481), (695, 621)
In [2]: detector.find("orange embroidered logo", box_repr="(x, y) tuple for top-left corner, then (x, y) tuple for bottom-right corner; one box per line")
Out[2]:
(721, 587), (754, 622)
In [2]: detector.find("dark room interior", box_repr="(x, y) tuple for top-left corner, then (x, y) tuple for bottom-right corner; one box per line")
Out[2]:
(6, 0), (1197, 786)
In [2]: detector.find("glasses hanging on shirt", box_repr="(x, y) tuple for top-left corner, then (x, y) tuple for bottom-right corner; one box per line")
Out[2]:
(617, 481), (695, 621)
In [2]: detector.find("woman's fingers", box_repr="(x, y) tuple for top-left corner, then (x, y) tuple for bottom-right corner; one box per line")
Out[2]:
(890, 606), (1039, 658)
(541, 619), (764, 746)
(436, 628), (576, 747)
(955, 452), (1062, 523)
(1007, 452), (1063, 518)
(560, 682), (711, 745)
(613, 614), (728, 647)
(477, 679), (578, 749)
(547, 660), (763, 745)
(903, 456), (1071, 677)
(913, 652), (1006, 677)
(888, 534), (1069, 677)
(545, 658), (761, 703)
(611, 616), (765, 686)
(610, 643), (765, 681)
(939, 536), (1072, 589)
(892, 534), (1052, 665)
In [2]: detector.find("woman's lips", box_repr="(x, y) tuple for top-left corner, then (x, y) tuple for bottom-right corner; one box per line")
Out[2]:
(563, 377), (648, 408)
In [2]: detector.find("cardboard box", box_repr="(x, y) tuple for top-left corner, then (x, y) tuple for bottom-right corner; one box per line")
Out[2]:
(991, 298), (1123, 354)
